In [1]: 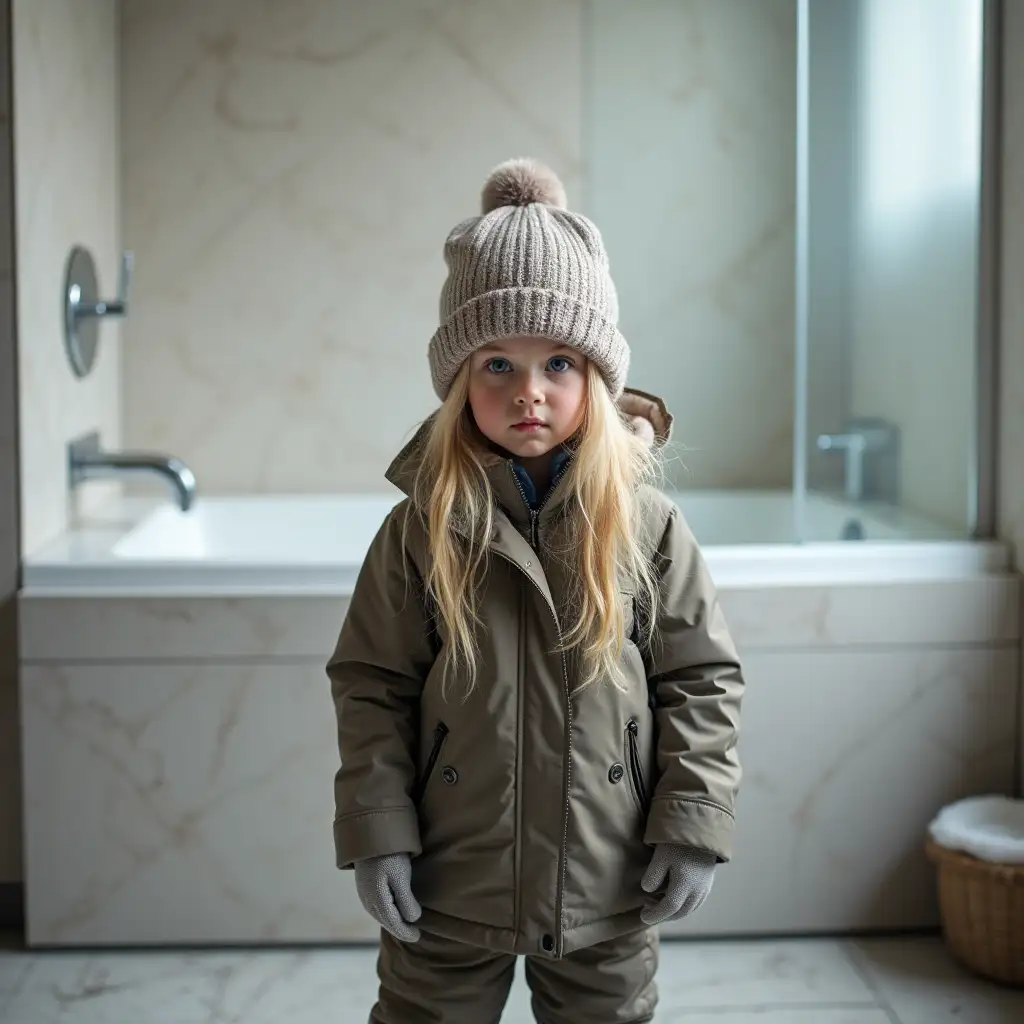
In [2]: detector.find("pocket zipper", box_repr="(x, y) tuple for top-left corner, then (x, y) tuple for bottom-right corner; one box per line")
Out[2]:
(626, 718), (649, 810)
(413, 721), (449, 803)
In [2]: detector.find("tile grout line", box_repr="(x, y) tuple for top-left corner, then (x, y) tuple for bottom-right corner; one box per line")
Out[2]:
(839, 939), (904, 1024)
(663, 1001), (893, 1015)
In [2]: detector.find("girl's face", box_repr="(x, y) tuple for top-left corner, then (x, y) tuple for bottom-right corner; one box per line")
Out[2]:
(467, 337), (587, 459)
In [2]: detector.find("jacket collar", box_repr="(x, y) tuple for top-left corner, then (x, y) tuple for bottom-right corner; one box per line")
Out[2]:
(510, 448), (573, 512)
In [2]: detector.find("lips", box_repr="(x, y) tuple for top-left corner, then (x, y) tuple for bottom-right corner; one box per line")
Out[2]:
(512, 420), (546, 431)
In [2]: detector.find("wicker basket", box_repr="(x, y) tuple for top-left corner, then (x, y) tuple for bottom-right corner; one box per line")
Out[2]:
(926, 835), (1024, 986)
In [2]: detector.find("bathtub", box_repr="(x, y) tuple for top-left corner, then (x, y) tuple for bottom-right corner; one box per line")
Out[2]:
(22, 490), (1007, 595)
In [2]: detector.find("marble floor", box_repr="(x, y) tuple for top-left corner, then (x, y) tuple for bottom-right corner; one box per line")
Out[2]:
(1, 932), (1023, 1023)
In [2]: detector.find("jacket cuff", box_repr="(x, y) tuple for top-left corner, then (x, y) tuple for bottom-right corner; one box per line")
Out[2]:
(334, 806), (422, 869)
(644, 798), (735, 862)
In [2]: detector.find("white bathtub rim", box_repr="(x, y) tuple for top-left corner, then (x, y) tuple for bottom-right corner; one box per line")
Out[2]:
(20, 493), (1011, 596)
(19, 539), (1012, 598)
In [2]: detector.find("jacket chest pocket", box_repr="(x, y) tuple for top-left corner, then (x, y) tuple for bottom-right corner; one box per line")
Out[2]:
(413, 721), (450, 804)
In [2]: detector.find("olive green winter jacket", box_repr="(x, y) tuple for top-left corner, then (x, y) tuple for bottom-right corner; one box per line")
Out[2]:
(328, 390), (744, 958)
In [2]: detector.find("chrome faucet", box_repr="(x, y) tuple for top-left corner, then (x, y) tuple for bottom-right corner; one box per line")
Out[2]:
(816, 418), (900, 504)
(68, 431), (197, 511)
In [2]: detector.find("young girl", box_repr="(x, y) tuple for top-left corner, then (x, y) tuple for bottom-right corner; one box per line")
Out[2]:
(328, 159), (744, 1024)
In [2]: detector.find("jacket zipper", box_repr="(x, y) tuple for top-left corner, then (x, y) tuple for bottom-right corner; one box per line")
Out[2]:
(507, 459), (570, 551)
(412, 721), (448, 804)
(503, 461), (574, 956)
(513, 576), (527, 938)
(507, 465), (540, 549)
(496, 550), (571, 958)
(626, 719), (649, 811)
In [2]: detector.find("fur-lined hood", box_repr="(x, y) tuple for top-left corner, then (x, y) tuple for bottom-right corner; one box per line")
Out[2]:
(617, 387), (673, 448)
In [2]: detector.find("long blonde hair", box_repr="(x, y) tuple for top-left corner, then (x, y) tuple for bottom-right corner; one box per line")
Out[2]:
(412, 361), (661, 697)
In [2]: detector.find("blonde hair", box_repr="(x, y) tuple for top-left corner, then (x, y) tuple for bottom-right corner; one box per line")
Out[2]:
(412, 361), (660, 698)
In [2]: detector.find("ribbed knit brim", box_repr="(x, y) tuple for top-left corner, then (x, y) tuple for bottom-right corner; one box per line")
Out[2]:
(429, 287), (628, 399)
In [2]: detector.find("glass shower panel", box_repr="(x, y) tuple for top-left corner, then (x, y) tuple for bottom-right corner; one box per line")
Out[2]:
(798, 0), (984, 542)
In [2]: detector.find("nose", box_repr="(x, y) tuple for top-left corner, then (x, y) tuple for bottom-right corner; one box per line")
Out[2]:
(514, 369), (545, 406)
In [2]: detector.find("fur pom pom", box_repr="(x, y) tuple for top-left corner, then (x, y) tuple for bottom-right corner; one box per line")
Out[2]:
(481, 158), (567, 213)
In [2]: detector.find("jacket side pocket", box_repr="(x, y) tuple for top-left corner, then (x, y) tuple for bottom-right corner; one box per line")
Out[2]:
(625, 718), (649, 814)
(412, 721), (449, 804)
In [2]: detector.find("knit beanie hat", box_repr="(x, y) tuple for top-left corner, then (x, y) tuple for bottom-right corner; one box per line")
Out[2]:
(427, 158), (630, 400)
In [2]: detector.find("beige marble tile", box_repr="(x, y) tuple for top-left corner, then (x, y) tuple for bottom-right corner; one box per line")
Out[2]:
(0, 938), (890, 1022)
(664, 646), (1018, 937)
(848, 937), (1024, 1024)
(18, 573), (1020, 663)
(0, 945), (384, 1023)
(12, 0), (121, 554)
(19, 643), (1017, 945)
(120, 0), (584, 496)
(720, 576), (1020, 650)
(665, 1009), (893, 1022)
(20, 661), (371, 946)
(119, 1), (799, 496)
(660, 1013), (890, 1024)
(18, 594), (348, 662)
(653, 937), (876, 1010)
(587, 0), (797, 492)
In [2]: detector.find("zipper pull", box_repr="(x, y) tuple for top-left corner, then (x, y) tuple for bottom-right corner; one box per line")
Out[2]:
(530, 510), (539, 549)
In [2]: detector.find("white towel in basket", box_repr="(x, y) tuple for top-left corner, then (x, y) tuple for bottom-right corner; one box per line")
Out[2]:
(928, 795), (1024, 864)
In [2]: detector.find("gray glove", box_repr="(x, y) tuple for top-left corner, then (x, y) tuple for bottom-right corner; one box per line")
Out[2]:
(354, 852), (422, 942)
(640, 844), (716, 925)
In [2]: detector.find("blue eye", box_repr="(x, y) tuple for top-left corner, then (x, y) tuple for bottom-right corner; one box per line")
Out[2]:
(547, 356), (573, 373)
(486, 357), (513, 374)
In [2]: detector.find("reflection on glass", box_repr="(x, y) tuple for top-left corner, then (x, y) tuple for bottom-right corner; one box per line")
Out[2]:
(802, 0), (983, 542)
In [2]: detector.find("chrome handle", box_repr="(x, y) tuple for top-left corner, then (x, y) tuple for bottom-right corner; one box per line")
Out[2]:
(817, 432), (870, 502)
(816, 433), (867, 454)
(74, 250), (133, 319)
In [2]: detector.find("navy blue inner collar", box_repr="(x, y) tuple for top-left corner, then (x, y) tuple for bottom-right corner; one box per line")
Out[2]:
(511, 449), (572, 511)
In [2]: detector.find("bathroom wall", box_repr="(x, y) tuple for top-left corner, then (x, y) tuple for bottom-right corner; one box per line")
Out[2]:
(0, 0), (22, 906)
(4, 0), (121, 898)
(13, 0), (121, 555)
(119, 0), (797, 494)
(584, 0), (796, 489)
